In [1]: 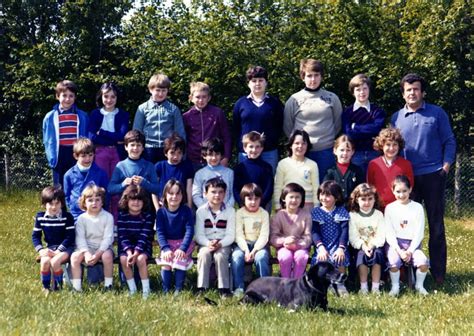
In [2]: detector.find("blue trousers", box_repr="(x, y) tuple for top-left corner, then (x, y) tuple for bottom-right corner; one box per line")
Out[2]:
(231, 243), (270, 290)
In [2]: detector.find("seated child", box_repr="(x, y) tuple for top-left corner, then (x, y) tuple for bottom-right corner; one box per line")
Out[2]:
(233, 131), (273, 210)
(270, 183), (312, 279)
(231, 183), (270, 296)
(341, 74), (386, 175)
(156, 180), (195, 294)
(43, 80), (89, 186)
(70, 185), (114, 291)
(154, 133), (194, 209)
(117, 185), (154, 298)
(195, 177), (235, 296)
(385, 175), (429, 296)
(183, 81), (232, 170)
(367, 127), (414, 211)
(324, 135), (364, 203)
(311, 180), (350, 295)
(274, 129), (319, 212)
(192, 137), (234, 208)
(133, 73), (186, 164)
(64, 137), (109, 221)
(348, 183), (385, 294)
(32, 186), (75, 293)
(108, 130), (160, 202)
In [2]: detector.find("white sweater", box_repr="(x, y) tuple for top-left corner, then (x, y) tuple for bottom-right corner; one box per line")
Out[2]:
(194, 204), (235, 248)
(75, 209), (114, 253)
(349, 209), (386, 249)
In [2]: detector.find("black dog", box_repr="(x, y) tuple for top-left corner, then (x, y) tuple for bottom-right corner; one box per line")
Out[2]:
(241, 262), (345, 310)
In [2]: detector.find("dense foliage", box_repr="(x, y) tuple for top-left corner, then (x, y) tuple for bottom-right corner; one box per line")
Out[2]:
(1, 0), (472, 158)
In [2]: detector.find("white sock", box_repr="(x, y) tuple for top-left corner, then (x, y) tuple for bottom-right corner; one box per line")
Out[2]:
(360, 282), (368, 290)
(127, 279), (137, 293)
(390, 270), (400, 288)
(415, 269), (427, 288)
(104, 277), (113, 287)
(372, 282), (380, 290)
(72, 279), (82, 291)
(141, 279), (150, 294)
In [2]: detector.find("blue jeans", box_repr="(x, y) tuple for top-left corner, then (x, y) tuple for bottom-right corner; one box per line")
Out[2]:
(351, 150), (378, 178)
(306, 148), (335, 183)
(231, 243), (270, 290)
(238, 149), (278, 175)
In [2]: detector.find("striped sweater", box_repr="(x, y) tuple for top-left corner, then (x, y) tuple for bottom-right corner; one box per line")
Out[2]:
(32, 211), (75, 252)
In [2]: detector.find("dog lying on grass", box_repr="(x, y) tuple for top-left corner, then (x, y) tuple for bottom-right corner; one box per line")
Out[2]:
(241, 262), (345, 310)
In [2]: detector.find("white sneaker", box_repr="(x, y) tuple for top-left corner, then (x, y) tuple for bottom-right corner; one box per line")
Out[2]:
(337, 284), (349, 297)
(389, 285), (400, 297)
(142, 290), (150, 299)
(416, 286), (428, 295)
(358, 287), (369, 295)
(371, 288), (381, 295)
(233, 288), (244, 297)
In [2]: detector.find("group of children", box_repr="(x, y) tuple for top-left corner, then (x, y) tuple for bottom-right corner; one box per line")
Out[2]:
(34, 63), (431, 298)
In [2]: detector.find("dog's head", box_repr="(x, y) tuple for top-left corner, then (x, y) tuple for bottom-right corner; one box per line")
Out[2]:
(306, 262), (346, 292)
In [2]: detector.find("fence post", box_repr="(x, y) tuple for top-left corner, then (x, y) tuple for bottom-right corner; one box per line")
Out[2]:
(4, 153), (9, 190)
(453, 152), (461, 216)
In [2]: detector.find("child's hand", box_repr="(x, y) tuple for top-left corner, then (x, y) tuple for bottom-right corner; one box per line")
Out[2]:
(39, 249), (49, 258)
(362, 244), (373, 257)
(132, 175), (143, 185)
(174, 249), (186, 260)
(123, 177), (133, 186)
(317, 246), (329, 262)
(333, 248), (345, 264)
(245, 251), (254, 262)
(400, 250), (412, 263)
(162, 250), (174, 262)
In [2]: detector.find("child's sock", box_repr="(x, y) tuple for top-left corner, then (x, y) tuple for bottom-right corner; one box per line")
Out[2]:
(389, 270), (400, 296)
(360, 282), (368, 291)
(161, 269), (172, 293)
(141, 279), (150, 294)
(104, 277), (113, 288)
(41, 271), (51, 289)
(71, 279), (82, 291)
(415, 269), (427, 288)
(372, 282), (380, 291)
(174, 270), (186, 292)
(53, 270), (63, 290)
(126, 279), (137, 294)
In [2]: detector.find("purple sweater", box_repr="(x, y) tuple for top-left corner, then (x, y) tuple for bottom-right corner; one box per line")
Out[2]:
(183, 104), (232, 164)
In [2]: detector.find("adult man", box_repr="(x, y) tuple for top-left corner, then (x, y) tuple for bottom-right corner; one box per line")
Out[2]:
(391, 73), (456, 285)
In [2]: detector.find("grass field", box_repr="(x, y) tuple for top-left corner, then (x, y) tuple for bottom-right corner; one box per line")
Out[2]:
(0, 191), (472, 335)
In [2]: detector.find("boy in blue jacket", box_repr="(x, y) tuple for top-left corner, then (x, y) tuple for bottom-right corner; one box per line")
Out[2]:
(43, 80), (89, 186)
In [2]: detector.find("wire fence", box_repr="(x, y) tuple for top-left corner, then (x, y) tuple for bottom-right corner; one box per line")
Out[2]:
(0, 153), (472, 217)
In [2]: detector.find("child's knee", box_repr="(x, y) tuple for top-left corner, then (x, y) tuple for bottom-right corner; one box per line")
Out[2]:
(136, 254), (148, 266)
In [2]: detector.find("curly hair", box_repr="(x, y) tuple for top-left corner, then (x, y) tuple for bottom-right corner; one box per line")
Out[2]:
(348, 183), (382, 212)
(372, 127), (405, 152)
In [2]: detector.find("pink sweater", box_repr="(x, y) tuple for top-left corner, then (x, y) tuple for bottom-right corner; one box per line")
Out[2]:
(270, 209), (312, 249)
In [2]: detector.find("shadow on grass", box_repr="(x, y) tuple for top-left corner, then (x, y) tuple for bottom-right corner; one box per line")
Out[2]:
(427, 271), (474, 295)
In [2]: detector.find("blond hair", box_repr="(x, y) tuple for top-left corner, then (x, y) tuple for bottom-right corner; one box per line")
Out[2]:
(78, 184), (106, 211)
(148, 73), (171, 89)
(189, 81), (210, 98)
(73, 137), (95, 156)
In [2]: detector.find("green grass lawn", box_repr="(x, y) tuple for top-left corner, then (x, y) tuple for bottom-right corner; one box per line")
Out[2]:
(0, 191), (472, 335)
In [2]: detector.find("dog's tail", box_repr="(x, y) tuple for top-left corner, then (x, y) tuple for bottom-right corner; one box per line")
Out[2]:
(204, 297), (218, 306)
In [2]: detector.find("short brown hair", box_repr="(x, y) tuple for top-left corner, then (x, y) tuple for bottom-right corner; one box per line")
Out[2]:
(299, 59), (324, 79)
(280, 183), (305, 209)
(161, 179), (186, 209)
(148, 73), (171, 89)
(373, 128), (405, 152)
(40, 185), (65, 206)
(246, 65), (268, 82)
(164, 133), (185, 154)
(119, 185), (150, 212)
(73, 137), (95, 156)
(400, 73), (426, 93)
(348, 183), (382, 212)
(242, 131), (265, 148)
(318, 180), (344, 207)
(55, 80), (77, 96)
(348, 74), (372, 95)
(239, 183), (263, 207)
(78, 184), (106, 211)
(124, 129), (145, 146)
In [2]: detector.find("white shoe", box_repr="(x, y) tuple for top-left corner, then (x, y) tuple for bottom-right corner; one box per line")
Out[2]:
(371, 288), (381, 295)
(142, 290), (150, 299)
(337, 284), (349, 297)
(233, 288), (244, 297)
(358, 287), (369, 295)
(416, 286), (428, 295)
(389, 286), (400, 297)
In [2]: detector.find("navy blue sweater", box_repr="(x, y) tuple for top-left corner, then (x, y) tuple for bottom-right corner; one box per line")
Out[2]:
(156, 205), (194, 252)
(32, 211), (75, 252)
(233, 96), (283, 152)
(233, 157), (273, 207)
(117, 211), (154, 256)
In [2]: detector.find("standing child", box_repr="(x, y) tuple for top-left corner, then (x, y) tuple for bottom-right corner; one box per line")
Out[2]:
(154, 133), (194, 209)
(117, 185), (154, 298)
(233, 65), (284, 173)
(367, 128), (414, 210)
(192, 138), (234, 209)
(89, 82), (130, 176)
(270, 183), (312, 279)
(43, 80), (89, 186)
(195, 177), (235, 297)
(385, 175), (430, 296)
(183, 81), (232, 170)
(133, 73), (186, 164)
(32, 186), (75, 293)
(70, 185), (114, 291)
(231, 183), (270, 296)
(311, 180), (350, 295)
(348, 183), (385, 294)
(324, 135), (364, 203)
(108, 130), (160, 204)
(156, 180), (195, 294)
(233, 131), (273, 210)
(274, 129), (319, 212)
(63, 137), (109, 221)
(342, 74), (386, 175)
(284, 59), (342, 181)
